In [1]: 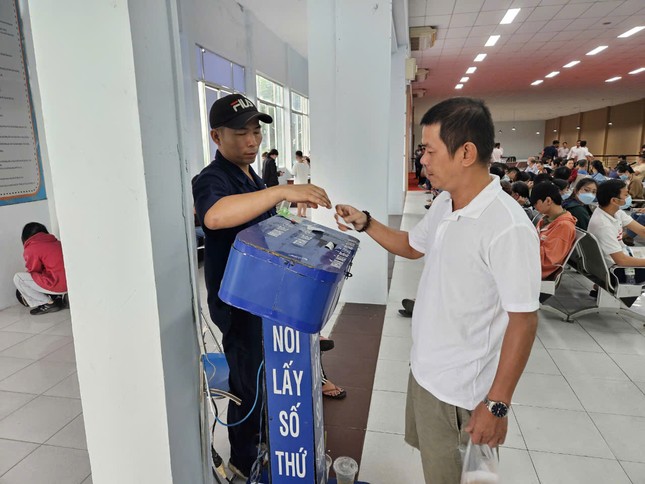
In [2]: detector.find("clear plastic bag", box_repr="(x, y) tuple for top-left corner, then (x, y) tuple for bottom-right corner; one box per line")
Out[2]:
(460, 440), (500, 484)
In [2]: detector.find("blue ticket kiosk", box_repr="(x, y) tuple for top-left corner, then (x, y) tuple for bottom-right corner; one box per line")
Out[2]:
(219, 215), (359, 483)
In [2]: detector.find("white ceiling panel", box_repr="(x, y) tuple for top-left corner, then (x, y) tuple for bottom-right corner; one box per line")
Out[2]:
(445, 26), (474, 38)
(426, 14), (453, 28)
(611, 0), (645, 17)
(585, 1), (623, 18)
(408, 0), (428, 17)
(556, 2), (593, 18)
(409, 16), (428, 27)
(470, 24), (499, 36)
(475, 9), (508, 25)
(450, 12), (480, 27)
(454, 0), (487, 14)
(426, 0), (457, 16)
(526, 5), (562, 21)
(481, 0), (514, 10)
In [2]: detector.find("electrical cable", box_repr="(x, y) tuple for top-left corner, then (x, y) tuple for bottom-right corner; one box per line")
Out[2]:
(215, 361), (264, 428)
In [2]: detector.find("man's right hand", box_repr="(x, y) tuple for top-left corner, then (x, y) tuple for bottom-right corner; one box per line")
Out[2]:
(280, 184), (332, 209)
(334, 204), (369, 232)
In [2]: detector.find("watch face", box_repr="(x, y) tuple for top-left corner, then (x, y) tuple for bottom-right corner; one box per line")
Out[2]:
(490, 402), (508, 418)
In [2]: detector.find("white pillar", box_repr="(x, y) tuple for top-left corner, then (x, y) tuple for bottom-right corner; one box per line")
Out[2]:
(308, 0), (392, 304)
(26, 1), (203, 483)
(388, 47), (408, 215)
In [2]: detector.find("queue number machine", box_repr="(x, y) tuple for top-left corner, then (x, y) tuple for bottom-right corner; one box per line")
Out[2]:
(219, 214), (362, 483)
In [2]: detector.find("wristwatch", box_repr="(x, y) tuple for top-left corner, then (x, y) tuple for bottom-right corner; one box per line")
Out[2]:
(483, 396), (509, 418)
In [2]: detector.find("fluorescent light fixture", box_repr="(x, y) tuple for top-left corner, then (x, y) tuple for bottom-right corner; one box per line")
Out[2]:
(474, 53), (487, 62)
(618, 26), (645, 38)
(563, 60), (580, 68)
(466, 67), (477, 74)
(485, 35), (501, 47)
(500, 8), (521, 25)
(586, 45), (608, 56)
(605, 76), (621, 82)
(460, 77), (470, 82)
(545, 71), (560, 78)
(531, 80), (543, 86)
(629, 67), (645, 75)
(455, 84), (464, 89)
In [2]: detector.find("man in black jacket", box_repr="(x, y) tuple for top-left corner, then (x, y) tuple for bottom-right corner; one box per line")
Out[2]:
(262, 148), (280, 187)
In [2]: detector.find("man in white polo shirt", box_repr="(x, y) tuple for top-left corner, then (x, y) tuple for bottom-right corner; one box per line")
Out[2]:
(335, 97), (540, 482)
(587, 179), (645, 283)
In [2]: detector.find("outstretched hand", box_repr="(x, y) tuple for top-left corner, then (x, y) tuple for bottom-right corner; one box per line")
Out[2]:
(283, 184), (332, 209)
(335, 204), (368, 232)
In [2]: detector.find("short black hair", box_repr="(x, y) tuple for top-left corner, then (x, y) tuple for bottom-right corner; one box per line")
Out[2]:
(21, 222), (48, 244)
(295, 150), (303, 157)
(530, 182), (562, 206)
(500, 179), (512, 195)
(580, 140), (587, 147)
(534, 173), (553, 185)
(491, 162), (508, 173)
(508, 167), (521, 176)
(553, 140), (560, 145)
(518, 171), (531, 182)
(553, 166), (571, 181)
(577, 160), (586, 167)
(490, 165), (505, 178)
(269, 148), (279, 156)
(511, 181), (529, 199)
(494, 142), (501, 148)
(420, 97), (494, 164)
(596, 179), (626, 207)
(552, 178), (568, 191)
(617, 164), (634, 174)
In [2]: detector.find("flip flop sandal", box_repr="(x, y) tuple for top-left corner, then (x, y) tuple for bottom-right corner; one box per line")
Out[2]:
(398, 309), (412, 318)
(323, 385), (347, 400)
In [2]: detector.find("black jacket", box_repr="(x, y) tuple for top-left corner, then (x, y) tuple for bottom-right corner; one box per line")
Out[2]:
(262, 157), (279, 187)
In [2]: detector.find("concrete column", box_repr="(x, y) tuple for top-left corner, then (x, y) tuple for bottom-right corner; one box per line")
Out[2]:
(308, 0), (392, 304)
(388, 47), (408, 215)
(26, 1), (203, 483)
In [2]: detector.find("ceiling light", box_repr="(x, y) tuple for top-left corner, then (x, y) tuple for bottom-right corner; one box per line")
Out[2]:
(474, 53), (487, 62)
(466, 67), (477, 74)
(608, 122), (613, 126)
(545, 71), (560, 78)
(455, 83), (464, 90)
(536, 132), (540, 135)
(553, 129), (557, 133)
(563, 61), (580, 68)
(460, 77), (470, 82)
(629, 67), (645, 75)
(485, 35), (500, 47)
(605, 76), (621, 82)
(576, 126), (580, 130)
(618, 26), (645, 38)
(586, 45), (608, 56)
(531, 80), (543, 86)
(500, 8), (521, 25)
(511, 126), (516, 131)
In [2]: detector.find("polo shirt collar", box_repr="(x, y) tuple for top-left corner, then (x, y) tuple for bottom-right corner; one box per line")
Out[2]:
(444, 175), (502, 220)
(597, 207), (619, 224)
(215, 150), (262, 188)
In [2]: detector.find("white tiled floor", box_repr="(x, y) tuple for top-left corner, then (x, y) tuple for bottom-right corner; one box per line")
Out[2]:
(3, 192), (645, 483)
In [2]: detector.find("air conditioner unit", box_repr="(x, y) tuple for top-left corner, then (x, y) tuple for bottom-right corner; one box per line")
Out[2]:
(410, 27), (437, 51)
(415, 68), (429, 82)
(405, 57), (417, 82)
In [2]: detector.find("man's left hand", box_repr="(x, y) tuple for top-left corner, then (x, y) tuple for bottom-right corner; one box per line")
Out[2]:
(464, 402), (508, 447)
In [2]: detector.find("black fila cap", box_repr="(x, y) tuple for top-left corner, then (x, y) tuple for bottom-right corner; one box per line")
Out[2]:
(209, 93), (273, 129)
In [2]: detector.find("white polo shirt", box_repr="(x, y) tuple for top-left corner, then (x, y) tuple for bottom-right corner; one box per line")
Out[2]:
(587, 208), (632, 267)
(408, 176), (541, 410)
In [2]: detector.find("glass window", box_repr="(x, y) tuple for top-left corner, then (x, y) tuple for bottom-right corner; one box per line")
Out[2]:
(290, 92), (310, 156)
(203, 50), (232, 88)
(256, 75), (285, 161)
(233, 64), (245, 92)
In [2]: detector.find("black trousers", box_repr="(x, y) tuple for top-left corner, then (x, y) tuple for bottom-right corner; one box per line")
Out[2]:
(220, 307), (265, 475)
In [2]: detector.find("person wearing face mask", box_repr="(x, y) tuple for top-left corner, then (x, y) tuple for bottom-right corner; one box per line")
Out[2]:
(562, 178), (598, 230)
(590, 159), (608, 183)
(587, 179), (645, 284)
(530, 182), (577, 279)
(618, 165), (645, 246)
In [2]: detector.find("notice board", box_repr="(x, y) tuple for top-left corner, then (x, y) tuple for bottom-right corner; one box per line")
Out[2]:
(0, 0), (46, 206)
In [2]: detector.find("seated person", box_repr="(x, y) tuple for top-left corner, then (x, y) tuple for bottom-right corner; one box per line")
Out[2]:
(562, 178), (598, 230)
(507, 166), (521, 182)
(616, 164), (644, 200)
(14, 222), (68, 315)
(576, 159), (588, 176)
(552, 178), (570, 200)
(587, 179), (645, 283)
(511, 181), (540, 221)
(590, 159), (608, 183)
(530, 182), (577, 279)
(553, 166), (571, 182)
